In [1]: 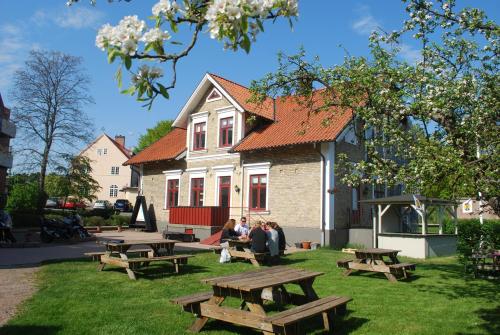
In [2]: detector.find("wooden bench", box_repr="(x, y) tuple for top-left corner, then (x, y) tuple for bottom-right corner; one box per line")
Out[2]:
(84, 248), (153, 261)
(336, 259), (354, 268)
(228, 249), (285, 267)
(264, 296), (352, 334)
(171, 291), (213, 315)
(389, 262), (416, 279)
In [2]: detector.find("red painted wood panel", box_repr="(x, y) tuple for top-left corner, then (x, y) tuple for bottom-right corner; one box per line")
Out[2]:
(169, 207), (229, 226)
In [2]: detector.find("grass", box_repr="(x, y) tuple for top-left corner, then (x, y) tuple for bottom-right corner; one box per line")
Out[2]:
(2, 249), (499, 335)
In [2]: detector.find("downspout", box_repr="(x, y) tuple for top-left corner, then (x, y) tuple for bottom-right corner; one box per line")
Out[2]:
(316, 143), (326, 247)
(240, 159), (245, 219)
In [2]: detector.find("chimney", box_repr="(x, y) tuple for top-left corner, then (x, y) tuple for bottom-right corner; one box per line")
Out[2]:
(115, 135), (125, 148)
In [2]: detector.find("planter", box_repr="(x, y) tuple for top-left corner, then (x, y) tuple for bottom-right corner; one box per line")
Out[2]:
(311, 242), (320, 250)
(117, 226), (122, 232)
(301, 241), (312, 249)
(294, 242), (302, 249)
(95, 226), (101, 233)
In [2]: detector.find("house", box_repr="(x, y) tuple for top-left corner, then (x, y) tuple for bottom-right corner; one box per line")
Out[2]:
(0, 93), (16, 204)
(124, 73), (374, 247)
(80, 134), (139, 204)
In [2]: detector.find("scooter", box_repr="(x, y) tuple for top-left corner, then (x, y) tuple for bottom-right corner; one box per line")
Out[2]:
(62, 214), (91, 240)
(40, 217), (71, 243)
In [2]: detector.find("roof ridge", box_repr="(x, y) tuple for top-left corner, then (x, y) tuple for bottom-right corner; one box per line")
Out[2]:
(208, 73), (254, 91)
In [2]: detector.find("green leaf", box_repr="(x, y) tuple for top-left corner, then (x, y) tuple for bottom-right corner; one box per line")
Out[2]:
(170, 41), (183, 45)
(115, 67), (122, 88)
(241, 34), (251, 53)
(170, 21), (178, 33)
(257, 19), (264, 32)
(120, 86), (136, 95)
(241, 17), (248, 33)
(124, 56), (132, 70)
(157, 83), (170, 99)
(108, 49), (119, 64)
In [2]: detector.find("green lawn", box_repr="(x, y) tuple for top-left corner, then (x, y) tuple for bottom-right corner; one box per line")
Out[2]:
(2, 249), (498, 335)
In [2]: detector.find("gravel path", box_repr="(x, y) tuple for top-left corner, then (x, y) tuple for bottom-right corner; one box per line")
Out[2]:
(0, 267), (39, 326)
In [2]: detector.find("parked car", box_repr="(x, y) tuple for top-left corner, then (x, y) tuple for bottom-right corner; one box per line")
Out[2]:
(114, 199), (133, 212)
(45, 197), (61, 209)
(61, 199), (87, 210)
(93, 200), (113, 210)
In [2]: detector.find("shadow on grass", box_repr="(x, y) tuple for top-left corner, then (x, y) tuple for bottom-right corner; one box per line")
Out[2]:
(0, 325), (62, 335)
(345, 270), (422, 283)
(101, 264), (209, 280)
(202, 311), (368, 334)
(456, 306), (500, 335)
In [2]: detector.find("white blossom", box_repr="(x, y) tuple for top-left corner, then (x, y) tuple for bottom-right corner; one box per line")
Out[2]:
(152, 0), (179, 17)
(140, 28), (171, 44)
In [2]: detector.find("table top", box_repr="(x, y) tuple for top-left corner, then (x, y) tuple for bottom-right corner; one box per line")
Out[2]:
(201, 266), (323, 292)
(228, 239), (251, 245)
(356, 248), (401, 255)
(105, 239), (177, 247)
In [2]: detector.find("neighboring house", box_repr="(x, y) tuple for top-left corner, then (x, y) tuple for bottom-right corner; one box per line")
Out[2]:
(0, 94), (16, 204)
(125, 73), (374, 247)
(80, 134), (139, 204)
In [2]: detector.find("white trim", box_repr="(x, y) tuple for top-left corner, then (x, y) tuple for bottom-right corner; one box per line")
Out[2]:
(322, 142), (335, 231)
(216, 110), (235, 149)
(212, 164), (235, 172)
(186, 167), (208, 173)
(191, 116), (208, 152)
(206, 88), (222, 102)
(214, 172), (233, 206)
(190, 110), (209, 119)
(173, 74), (244, 128)
(187, 152), (240, 162)
(245, 163), (270, 211)
(188, 171), (206, 206)
(215, 105), (239, 112)
(164, 170), (182, 209)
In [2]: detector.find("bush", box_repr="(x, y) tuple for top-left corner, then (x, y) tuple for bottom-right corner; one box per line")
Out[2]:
(83, 216), (105, 227)
(11, 211), (41, 228)
(44, 214), (65, 221)
(108, 214), (130, 227)
(7, 182), (40, 212)
(78, 208), (114, 219)
(456, 219), (500, 276)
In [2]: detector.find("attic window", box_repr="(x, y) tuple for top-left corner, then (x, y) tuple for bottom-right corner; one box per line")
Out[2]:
(206, 88), (222, 102)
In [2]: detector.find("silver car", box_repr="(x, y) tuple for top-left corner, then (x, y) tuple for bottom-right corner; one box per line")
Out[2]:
(93, 200), (112, 209)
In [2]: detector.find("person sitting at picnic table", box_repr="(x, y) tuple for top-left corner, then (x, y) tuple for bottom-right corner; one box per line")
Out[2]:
(272, 222), (287, 251)
(234, 216), (249, 237)
(266, 222), (280, 264)
(248, 221), (267, 253)
(220, 219), (241, 244)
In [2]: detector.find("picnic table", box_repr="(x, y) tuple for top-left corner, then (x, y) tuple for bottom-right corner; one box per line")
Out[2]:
(96, 239), (193, 280)
(172, 266), (352, 334)
(337, 248), (416, 282)
(226, 239), (284, 267)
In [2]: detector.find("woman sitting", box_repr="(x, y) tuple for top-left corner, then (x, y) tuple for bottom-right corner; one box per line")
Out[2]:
(220, 219), (240, 243)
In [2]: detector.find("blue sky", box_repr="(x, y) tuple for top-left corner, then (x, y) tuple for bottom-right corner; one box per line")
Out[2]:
(1, 0), (498, 150)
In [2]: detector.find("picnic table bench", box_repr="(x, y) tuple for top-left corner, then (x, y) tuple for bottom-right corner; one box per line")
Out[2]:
(172, 266), (351, 334)
(226, 239), (284, 267)
(95, 239), (193, 280)
(84, 248), (152, 261)
(337, 248), (416, 282)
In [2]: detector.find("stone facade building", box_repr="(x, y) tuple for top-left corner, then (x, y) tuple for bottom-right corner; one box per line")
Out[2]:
(125, 74), (374, 247)
(0, 94), (16, 203)
(80, 134), (139, 204)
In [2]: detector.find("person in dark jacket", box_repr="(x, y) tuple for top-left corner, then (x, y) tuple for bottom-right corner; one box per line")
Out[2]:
(272, 222), (286, 251)
(220, 219), (239, 243)
(248, 221), (267, 253)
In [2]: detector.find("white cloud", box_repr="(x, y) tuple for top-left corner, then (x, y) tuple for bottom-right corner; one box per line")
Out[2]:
(0, 24), (29, 91)
(32, 7), (105, 30)
(352, 6), (381, 36)
(399, 44), (422, 64)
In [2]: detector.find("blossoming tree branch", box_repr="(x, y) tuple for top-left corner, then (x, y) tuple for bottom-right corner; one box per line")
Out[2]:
(69, 0), (299, 109)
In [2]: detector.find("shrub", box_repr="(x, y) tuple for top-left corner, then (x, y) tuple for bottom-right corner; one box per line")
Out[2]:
(11, 211), (41, 228)
(77, 208), (114, 219)
(108, 214), (130, 227)
(83, 216), (105, 227)
(7, 182), (40, 212)
(44, 214), (65, 221)
(456, 219), (500, 277)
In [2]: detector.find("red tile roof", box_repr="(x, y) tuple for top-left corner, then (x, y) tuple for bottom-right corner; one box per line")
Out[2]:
(210, 73), (275, 120)
(232, 91), (353, 152)
(124, 128), (186, 165)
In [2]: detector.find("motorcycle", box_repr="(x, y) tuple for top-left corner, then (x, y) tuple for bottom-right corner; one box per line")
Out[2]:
(62, 214), (91, 240)
(40, 214), (90, 243)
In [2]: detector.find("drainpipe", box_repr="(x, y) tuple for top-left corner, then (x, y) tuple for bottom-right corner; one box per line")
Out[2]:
(240, 159), (245, 219)
(316, 143), (326, 247)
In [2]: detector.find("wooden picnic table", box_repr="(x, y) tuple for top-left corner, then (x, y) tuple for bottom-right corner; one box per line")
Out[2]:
(98, 239), (192, 280)
(337, 248), (416, 282)
(172, 266), (352, 334)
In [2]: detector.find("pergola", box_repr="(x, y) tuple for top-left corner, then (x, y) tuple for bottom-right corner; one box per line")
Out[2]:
(361, 195), (458, 251)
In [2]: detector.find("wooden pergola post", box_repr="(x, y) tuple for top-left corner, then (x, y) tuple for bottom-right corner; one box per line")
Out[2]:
(421, 203), (427, 235)
(438, 206), (444, 235)
(372, 207), (377, 248)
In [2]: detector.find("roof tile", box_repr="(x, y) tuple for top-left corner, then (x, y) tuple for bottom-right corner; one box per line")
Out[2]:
(124, 128), (186, 165)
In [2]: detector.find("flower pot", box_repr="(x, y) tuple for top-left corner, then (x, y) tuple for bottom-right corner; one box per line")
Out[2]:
(96, 226), (101, 233)
(117, 226), (122, 232)
(302, 241), (311, 249)
(294, 242), (302, 249)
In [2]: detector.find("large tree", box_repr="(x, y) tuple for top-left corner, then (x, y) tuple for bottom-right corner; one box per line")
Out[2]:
(10, 50), (94, 210)
(250, 0), (499, 211)
(69, 0), (298, 109)
(134, 119), (173, 153)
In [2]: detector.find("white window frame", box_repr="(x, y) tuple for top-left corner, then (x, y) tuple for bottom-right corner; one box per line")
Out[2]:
(190, 111), (209, 152)
(213, 165), (234, 206)
(186, 167), (207, 206)
(206, 88), (222, 102)
(97, 149), (102, 156)
(111, 166), (120, 175)
(163, 169), (183, 210)
(216, 108), (235, 150)
(109, 184), (118, 198)
(244, 162), (271, 212)
(103, 148), (108, 155)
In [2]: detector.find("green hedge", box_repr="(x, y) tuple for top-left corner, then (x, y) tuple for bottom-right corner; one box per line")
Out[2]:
(82, 214), (131, 227)
(456, 219), (500, 276)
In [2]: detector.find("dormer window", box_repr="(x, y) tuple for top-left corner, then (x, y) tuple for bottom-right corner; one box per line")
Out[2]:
(219, 117), (233, 147)
(193, 122), (206, 150)
(206, 88), (222, 102)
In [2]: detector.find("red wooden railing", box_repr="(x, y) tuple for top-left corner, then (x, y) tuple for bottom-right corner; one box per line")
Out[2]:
(169, 206), (230, 227)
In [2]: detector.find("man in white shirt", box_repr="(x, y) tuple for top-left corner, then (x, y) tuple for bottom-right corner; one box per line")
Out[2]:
(234, 216), (249, 237)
